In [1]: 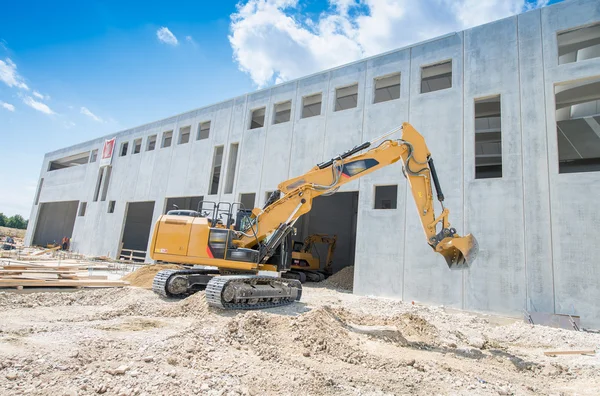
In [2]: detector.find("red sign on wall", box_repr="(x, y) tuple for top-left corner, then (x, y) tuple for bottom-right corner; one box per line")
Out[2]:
(99, 137), (116, 167)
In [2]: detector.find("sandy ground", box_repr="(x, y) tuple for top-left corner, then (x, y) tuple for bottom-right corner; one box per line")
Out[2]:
(1, 283), (599, 396)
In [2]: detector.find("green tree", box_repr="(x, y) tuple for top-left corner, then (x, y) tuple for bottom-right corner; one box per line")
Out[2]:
(0, 213), (6, 227)
(6, 215), (26, 230)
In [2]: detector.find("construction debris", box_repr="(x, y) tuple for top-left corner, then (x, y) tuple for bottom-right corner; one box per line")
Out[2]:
(1, 285), (599, 395)
(0, 260), (128, 289)
(322, 265), (354, 291)
(544, 350), (596, 356)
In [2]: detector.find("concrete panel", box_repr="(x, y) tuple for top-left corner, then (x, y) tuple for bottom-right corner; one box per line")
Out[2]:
(541, 0), (600, 327)
(260, 82), (297, 193)
(517, 10), (555, 314)
(354, 49), (411, 299)
(235, 90), (272, 198)
(404, 32), (465, 309)
(463, 17), (527, 316)
(289, 73), (330, 178)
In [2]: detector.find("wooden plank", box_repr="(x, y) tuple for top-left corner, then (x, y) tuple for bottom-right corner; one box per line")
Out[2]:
(0, 270), (79, 274)
(32, 246), (61, 256)
(544, 350), (596, 356)
(0, 279), (129, 288)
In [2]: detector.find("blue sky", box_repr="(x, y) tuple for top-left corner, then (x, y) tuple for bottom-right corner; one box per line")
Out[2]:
(0, 0), (562, 218)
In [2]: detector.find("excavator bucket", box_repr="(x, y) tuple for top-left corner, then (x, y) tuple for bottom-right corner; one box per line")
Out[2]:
(436, 234), (478, 270)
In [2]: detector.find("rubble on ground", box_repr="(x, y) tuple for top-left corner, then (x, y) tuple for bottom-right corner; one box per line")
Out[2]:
(323, 265), (354, 291)
(121, 264), (184, 289)
(1, 284), (599, 395)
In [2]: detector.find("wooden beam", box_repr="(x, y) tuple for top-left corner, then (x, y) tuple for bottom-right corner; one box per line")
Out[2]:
(0, 279), (129, 288)
(544, 350), (596, 356)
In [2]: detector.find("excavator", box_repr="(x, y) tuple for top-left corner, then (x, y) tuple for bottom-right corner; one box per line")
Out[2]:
(286, 234), (338, 283)
(149, 122), (479, 310)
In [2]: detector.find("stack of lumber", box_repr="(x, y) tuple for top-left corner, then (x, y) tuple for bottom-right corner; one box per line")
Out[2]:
(0, 260), (129, 289)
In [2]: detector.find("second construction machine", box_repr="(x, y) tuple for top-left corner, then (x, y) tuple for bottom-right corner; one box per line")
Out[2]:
(149, 122), (479, 310)
(287, 233), (338, 283)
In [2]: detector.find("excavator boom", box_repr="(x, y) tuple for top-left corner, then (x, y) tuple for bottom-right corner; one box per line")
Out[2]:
(240, 122), (478, 269)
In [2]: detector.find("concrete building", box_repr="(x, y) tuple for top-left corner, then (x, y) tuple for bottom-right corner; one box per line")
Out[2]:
(25, 0), (600, 327)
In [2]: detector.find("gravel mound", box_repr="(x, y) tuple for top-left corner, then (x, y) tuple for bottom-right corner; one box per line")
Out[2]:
(323, 265), (354, 291)
(121, 264), (184, 288)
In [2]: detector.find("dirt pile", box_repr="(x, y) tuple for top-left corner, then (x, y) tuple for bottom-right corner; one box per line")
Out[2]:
(121, 264), (184, 288)
(323, 265), (354, 290)
(162, 291), (210, 318)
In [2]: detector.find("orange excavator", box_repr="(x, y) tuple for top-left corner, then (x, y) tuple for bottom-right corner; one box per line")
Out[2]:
(149, 122), (478, 310)
(286, 233), (338, 283)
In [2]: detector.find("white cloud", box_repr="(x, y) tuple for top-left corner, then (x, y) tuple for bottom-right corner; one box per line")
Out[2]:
(64, 120), (76, 129)
(80, 106), (103, 122)
(0, 58), (29, 90)
(157, 27), (178, 45)
(229, 0), (551, 87)
(32, 90), (48, 100)
(22, 96), (55, 115)
(1, 101), (15, 112)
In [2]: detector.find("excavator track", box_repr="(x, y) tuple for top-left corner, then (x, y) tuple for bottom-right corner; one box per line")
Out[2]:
(153, 269), (303, 310)
(206, 275), (302, 310)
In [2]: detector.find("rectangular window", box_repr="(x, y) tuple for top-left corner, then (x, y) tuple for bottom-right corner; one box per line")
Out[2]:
(374, 73), (401, 104)
(90, 149), (98, 163)
(558, 22), (600, 65)
(162, 130), (173, 148)
(48, 151), (90, 171)
(209, 146), (224, 195)
(239, 193), (256, 210)
(197, 121), (211, 140)
(335, 83), (358, 111)
(264, 191), (276, 206)
(34, 178), (44, 205)
(475, 95), (502, 179)
(133, 138), (142, 154)
(78, 202), (87, 216)
(374, 185), (397, 209)
(120, 142), (128, 157)
(147, 135), (157, 151)
(93, 168), (104, 202)
(555, 78), (600, 173)
(224, 143), (239, 194)
(421, 60), (452, 93)
(250, 107), (266, 129)
(165, 196), (204, 213)
(108, 201), (115, 213)
(178, 126), (191, 144)
(100, 166), (112, 201)
(302, 93), (322, 118)
(273, 101), (291, 124)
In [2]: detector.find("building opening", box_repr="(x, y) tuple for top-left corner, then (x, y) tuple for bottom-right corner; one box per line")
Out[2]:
(32, 201), (79, 247)
(164, 196), (204, 213)
(284, 191), (358, 286)
(119, 201), (156, 262)
(555, 77), (600, 173)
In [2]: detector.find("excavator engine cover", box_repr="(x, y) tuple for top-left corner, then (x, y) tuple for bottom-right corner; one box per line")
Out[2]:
(436, 234), (478, 270)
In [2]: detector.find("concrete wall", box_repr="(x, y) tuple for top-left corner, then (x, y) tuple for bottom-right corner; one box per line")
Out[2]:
(25, 0), (600, 327)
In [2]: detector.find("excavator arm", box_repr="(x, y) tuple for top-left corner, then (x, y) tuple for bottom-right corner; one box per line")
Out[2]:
(238, 122), (478, 269)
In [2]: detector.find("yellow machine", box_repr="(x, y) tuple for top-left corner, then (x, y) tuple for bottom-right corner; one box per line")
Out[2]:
(150, 122), (478, 310)
(287, 234), (337, 282)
